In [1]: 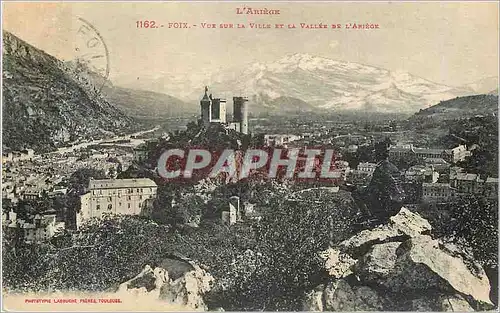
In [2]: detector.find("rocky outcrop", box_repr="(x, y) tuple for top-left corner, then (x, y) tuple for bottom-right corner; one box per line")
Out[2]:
(116, 256), (214, 311)
(306, 207), (494, 311)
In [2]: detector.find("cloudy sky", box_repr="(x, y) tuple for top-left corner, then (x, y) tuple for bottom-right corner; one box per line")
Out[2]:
(3, 1), (498, 88)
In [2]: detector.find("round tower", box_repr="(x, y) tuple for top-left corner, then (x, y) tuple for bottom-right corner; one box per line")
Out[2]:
(233, 96), (249, 134)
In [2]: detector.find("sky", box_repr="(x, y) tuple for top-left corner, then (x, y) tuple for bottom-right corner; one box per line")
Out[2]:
(3, 1), (499, 88)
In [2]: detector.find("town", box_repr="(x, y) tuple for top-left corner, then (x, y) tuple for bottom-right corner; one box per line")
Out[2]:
(2, 86), (497, 246)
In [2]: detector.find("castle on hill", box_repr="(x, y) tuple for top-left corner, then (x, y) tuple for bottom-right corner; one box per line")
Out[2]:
(199, 86), (249, 134)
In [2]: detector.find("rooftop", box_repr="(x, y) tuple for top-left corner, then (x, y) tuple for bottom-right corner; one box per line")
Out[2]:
(422, 183), (452, 187)
(89, 178), (157, 190)
(424, 157), (448, 164)
(455, 173), (480, 181)
(414, 148), (444, 155)
(358, 162), (378, 167)
(389, 146), (411, 152)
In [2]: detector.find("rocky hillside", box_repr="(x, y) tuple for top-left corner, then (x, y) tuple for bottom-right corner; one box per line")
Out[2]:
(413, 94), (498, 120)
(305, 208), (495, 311)
(2, 31), (135, 153)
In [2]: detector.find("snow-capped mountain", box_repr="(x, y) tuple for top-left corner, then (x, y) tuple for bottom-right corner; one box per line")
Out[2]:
(142, 54), (477, 114)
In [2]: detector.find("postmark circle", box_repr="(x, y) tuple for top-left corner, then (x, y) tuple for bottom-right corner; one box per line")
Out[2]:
(68, 17), (110, 97)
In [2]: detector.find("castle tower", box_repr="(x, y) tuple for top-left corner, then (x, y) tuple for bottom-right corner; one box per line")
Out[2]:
(233, 96), (249, 134)
(211, 97), (227, 123)
(200, 86), (211, 127)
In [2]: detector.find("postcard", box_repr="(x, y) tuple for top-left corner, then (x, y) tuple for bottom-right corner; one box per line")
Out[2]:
(1, 1), (498, 311)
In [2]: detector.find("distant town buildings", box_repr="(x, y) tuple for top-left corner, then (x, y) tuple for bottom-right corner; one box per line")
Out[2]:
(77, 178), (158, 228)
(449, 172), (499, 199)
(200, 87), (250, 134)
(357, 162), (378, 174)
(423, 157), (450, 173)
(23, 213), (65, 243)
(263, 134), (302, 147)
(450, 172), (484, 194)
(404, 165), (439, 183)
(2, 145), (130, 205)
(347, 162), (377, 186)
(2, 210), (65, 243)
(133, 143), (149, 163)
(444, 145), (469, 163)
(422, 183), (456, 202)
(421, 170), (498, 203)
(389, 144), (469, 163)
(2, 149), (35, 164)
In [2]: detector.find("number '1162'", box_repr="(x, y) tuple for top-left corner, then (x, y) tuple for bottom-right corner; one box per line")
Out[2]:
(136, 20), (158, 28)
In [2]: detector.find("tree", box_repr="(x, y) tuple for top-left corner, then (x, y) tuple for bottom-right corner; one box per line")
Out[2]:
(40, 215), (171, 291)
(389, 153), (424, 171)
(67, 168), (107, 195)
(216, 191), (358, 311)
(435, 195), (498, 268)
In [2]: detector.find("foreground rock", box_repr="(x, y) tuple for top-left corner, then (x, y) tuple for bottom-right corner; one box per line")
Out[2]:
(306, 207), (494, 311)
(339, 207), (432, 257)
(116, 255), (214, 311)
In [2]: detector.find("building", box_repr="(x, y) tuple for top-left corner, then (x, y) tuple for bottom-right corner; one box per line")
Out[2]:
(357, 162), (378, 174)
(2, 149), (35, 163)
(419, 169), (500, 200)
(484, 177), (499, 199)
(413, 148), (445, 159)
(347, 170), (372, 186)
(264, 134), (302, 147)
(133, 143), (149, 163)
(423, 157), (450, 173)
(23, 214), (65, 243)
(443, 145), (468, 163)
(232, 96), (249, 134)
(221, 196), (241, 225)
(388, 144), (415, 159)
(404, 165), (439, 183)
(422, 183), (456, 202)
(2, 210), (17, 227)
(22, 188), (43, 200)
(449, 172), (484, 194)
(348, 163), (377, 185)
(389, 144), (469, 164)
(77, 178), (158, 228)
(199, 87), (249, 134)
(210, 97), (227, 123)
(3, 210), (65, 243)
(449, 172), (499, 198)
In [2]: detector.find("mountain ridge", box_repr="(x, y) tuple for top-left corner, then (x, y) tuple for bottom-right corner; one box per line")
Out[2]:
(412, 94), (498, 121)
(101, 84), (196, 118)
(138, 53), (479, 114)
(2, 31), (136, 153)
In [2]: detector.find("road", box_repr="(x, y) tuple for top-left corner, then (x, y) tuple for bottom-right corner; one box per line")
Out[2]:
(45, 126), (160, 156)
